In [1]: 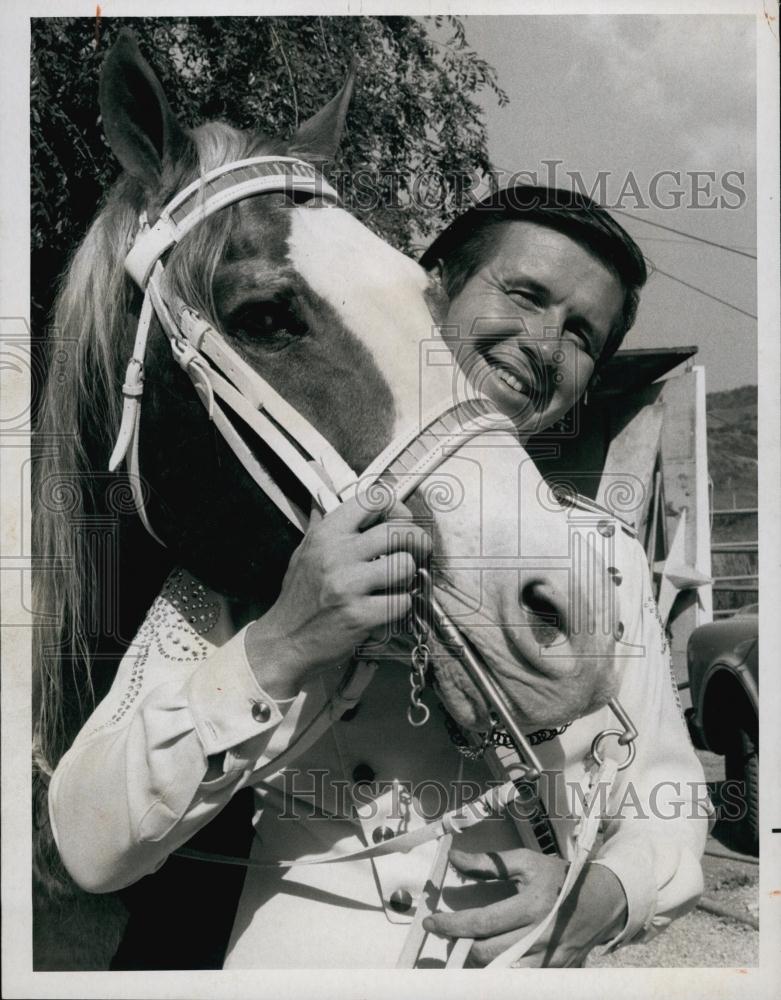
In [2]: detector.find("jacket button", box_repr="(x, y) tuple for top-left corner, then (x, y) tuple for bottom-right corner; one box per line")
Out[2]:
(389, 889), (413, 913)
(251, 700), (272, 723)
(352, 763), (375, 785)
(597, 520), (615, 537)
(372, 825), (395, 844)
(614, 621), (625, 640)
(607, 566), (623, 585)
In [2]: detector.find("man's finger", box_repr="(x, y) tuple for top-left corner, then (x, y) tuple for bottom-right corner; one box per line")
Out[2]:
(355, 521), (432, 562)
(318, 495), (392, 534)
(466, 927), (547, 968)
(358, 592), (413, 630)
(361, 551), (417, 593)
(319, 495), (419, 536)
(422, 895), (533, 940)
(447, 847), (539, 883)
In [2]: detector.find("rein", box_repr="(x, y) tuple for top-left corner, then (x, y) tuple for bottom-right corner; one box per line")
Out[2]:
(111, 154), (638, 968)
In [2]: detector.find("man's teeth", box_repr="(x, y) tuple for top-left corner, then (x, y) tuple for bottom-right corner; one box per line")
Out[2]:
(496, 369), (528, 394)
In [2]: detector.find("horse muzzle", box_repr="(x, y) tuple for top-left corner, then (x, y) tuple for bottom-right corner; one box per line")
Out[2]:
(420, 560), (623, 736)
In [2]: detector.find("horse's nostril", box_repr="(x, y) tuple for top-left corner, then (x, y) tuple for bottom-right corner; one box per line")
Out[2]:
(520, 581), (559, 621)
(520, 581), (565, 646)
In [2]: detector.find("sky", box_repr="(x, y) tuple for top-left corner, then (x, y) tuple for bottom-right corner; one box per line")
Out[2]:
(438, 15), (757, 393)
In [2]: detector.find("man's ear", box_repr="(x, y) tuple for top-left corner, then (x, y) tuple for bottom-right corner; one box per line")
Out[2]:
(99, 29), (190, 188)
(287, 66), (355, 164)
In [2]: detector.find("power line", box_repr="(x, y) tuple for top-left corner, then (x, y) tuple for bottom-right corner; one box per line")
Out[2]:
(651, 265), (757, 320)
(488, 163), (757, 260)
(612, 208), (757, 260)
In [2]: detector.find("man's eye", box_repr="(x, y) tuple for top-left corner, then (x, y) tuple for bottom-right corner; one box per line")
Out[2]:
(563, 327), (595, 358)
(507, 289), (540, 307)
(229, 297), (308, 343)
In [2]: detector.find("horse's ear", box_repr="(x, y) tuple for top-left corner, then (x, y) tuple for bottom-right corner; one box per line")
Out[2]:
(99, 29), (189, 187)
(287, 66), (355, 164)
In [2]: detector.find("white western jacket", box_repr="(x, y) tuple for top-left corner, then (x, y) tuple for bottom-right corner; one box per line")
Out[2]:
(49, 515), (710, 968)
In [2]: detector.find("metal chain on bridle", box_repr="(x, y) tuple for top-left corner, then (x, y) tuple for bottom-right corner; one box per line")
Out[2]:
(408, 590), (432, 728)
(408, 567), (573, 756)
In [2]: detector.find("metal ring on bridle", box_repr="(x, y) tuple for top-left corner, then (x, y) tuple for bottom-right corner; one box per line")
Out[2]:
(590, 728), (636, 771)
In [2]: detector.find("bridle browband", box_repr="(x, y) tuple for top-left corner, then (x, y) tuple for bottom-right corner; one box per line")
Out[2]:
(111, 154), (638, 967)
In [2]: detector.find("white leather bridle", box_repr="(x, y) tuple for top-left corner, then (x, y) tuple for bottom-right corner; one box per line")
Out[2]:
(110, 154), (638, 967)
(111, 156), (357, 540)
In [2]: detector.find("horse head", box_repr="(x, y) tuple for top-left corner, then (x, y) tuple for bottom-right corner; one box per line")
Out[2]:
(42, 31), (627, 750)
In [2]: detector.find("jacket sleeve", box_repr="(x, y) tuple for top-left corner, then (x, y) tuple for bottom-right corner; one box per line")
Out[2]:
(589, 537), (712, 949)
(48, 569), (298, 894)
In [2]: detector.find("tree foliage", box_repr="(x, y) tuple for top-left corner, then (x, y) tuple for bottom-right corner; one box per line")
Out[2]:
(31, 15), (507, 342)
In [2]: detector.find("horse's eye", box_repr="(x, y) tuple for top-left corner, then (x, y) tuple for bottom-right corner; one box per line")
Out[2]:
(228, 296), (308, 345)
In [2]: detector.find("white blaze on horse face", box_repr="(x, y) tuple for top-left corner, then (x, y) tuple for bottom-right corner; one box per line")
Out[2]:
(287, 206), (460, 435)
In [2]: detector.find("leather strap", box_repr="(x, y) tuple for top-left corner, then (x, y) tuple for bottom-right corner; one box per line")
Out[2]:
(486, 758), (619, 968)
(176, 777), (520, 870)
(185, 315), (357, 499)
(394, 833), (454, 968)
(125, 157), (340, 287)
(109, 292), (153, 472)
(359, 396), (513, 496)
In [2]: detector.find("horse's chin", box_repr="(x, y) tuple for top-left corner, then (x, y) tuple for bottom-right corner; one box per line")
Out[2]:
(430, 647), (617, 735)
(430, 654), (493, 731)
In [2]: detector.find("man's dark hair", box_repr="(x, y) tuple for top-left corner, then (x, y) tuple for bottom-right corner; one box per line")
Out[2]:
(420, 185), (648, 371)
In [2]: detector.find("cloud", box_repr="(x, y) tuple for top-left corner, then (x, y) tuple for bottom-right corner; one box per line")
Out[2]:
(571, 15), (755, 168)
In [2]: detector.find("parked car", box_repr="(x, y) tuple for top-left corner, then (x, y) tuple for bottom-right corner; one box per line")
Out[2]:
(685, 607), (758, 854)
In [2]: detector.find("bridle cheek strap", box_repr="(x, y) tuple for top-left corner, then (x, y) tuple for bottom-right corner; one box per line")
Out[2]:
(109, 290), (168, 546)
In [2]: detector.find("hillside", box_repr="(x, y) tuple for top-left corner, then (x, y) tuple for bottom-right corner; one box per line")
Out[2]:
(706, 385), (757, 510)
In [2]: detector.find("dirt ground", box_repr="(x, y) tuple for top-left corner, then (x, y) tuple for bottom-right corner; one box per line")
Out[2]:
(589, 749), (759, 968)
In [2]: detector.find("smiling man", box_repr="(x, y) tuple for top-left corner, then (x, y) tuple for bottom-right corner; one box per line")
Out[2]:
(421, 184), (647, 434)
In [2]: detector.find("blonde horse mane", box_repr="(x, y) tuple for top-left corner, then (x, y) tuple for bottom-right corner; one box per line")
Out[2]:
(33, 121), (274, 786)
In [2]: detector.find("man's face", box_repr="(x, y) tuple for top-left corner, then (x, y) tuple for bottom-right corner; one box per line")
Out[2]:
(444, 220), (625, 432)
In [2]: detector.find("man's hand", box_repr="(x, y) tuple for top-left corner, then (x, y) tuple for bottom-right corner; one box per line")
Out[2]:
(246, 496), (431, 698)
(422, 848), (627, 967)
